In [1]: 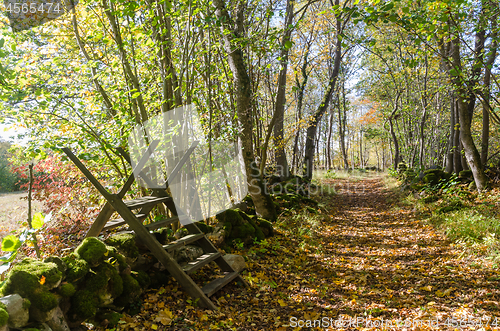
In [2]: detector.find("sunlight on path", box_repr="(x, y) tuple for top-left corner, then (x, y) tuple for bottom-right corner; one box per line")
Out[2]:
(311, 176), (500, 330)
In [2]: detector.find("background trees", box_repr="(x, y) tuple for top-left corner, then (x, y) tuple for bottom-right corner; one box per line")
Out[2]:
(0, 0), (499, 220)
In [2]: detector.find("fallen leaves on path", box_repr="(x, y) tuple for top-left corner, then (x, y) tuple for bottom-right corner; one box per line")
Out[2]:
(110, 176), (500, 330)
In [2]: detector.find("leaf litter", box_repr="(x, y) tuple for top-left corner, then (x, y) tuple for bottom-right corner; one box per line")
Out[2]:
(99, 176), (500, 330)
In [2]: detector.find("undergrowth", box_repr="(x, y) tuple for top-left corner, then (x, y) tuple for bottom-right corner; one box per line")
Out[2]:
(403, 178), (500, 266)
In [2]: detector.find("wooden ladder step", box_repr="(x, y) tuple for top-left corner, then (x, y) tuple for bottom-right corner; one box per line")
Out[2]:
(182, 252), (221, 274)
(124, 196), (172, 210)
(145, 216), (180, 231)
(163, 233), (205, 252)
(103, 214), (147, 231)
(202, 272), (240, 297)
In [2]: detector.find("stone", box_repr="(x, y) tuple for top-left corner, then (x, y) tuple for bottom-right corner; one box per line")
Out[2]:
(0, 294), (29, 328)
(173, 245), (204, 263)
(223, 254), (246, 272)
(30, 304), (59, 323)
(206, 226), (226, 247)
(45, 306), (70, 331)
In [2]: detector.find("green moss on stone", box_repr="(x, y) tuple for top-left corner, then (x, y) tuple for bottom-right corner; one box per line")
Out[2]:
(31, 289), (58, 312)
(255, 218), (274, 237)
(62, 253), (89, 283)
(1, 259), (61, 312)
(0, 307), (8, 326)
(247, 218), (264, 242)
(10, 258), (62, 288)
(59, 283), (76, 297)
(43, 257), (67, 273)
(86, 262), (123, 299)
(459, 170), (473, 178)
(98, 311), (122, 327)
(22, 299), (31, 310)
(423, 173), (438, 185)
(105, 233), (139, 258)
(76, 237), (108, 266)
(131, 270), (151, 288)
(195, 221), (213, 234)
(69, 290), (98, 321)
(114, 274), (141, 307)
(216, 209), (243, 224)
(105, 246), (128, 272)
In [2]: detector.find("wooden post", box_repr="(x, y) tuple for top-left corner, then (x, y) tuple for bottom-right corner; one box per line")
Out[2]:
(27, 163), (40, 258)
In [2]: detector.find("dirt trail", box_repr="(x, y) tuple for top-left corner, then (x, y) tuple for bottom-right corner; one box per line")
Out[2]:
(316, 175), (500, 329)
(95, 175), (500, 330)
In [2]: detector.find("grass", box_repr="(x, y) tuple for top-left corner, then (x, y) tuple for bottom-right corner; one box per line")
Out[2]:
(313, 168), (379, 181)
(406, 184), (500, 265)
(0, 192), (43, 240)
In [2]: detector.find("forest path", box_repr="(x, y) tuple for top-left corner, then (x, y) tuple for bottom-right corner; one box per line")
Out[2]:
(315, 175), (500, 329)
(112, 175), (500, 330)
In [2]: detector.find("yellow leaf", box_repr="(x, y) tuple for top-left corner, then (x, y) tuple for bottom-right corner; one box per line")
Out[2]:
(443, 287), (455, 296)
(39, 276), (46, 285)
(435, 290), (445, 297)
(420, 285), (433, 292)
(278, 299), (287, 307)
(151, 324), (158, 330)
(155, 309), (174, 326)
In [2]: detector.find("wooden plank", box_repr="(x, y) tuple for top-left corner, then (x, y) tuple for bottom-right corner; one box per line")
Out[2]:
(144, 216), (180, 231)
(61, 148), (113, 200)
(124, 196), (172, 210)
(163, 233), (204, 252)
(103, 214), (147, 231)
(202, 272), (239, 297)
(183, 252), (221, 274)
(108, 195), (217, 309)
(81, 140), (159, 238)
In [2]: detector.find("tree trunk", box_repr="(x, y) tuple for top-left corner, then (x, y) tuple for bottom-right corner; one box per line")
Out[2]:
(481, 26), (498, 165)
(273, 0), (294, 180)
(303, 0), (342, 180)
(388, 93), (401, 169)
(453, 100), (463, 174)
(445, 93), (455, 173)
(213, 0), (276, 220)
(450, 35), (489, 190)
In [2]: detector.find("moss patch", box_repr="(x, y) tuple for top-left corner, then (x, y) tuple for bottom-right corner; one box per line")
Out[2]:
(62, 253), (89, 283)
(114, 274), (141, 307)
(76, 237), (108, 266)
(0, 307), (8, 326)
(105, 233), (139, 259)
(59, 283), (76, 297)
(31, 289), (58, 312)
(69, 290), (98, 322)
(131, 270), (151, 288)
(255, 218), (274, 237)
(1, 258), (61, 312)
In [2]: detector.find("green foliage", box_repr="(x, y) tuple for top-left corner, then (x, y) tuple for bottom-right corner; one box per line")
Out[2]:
(0, 212), (51, 277)
(0, 307), (8, 326)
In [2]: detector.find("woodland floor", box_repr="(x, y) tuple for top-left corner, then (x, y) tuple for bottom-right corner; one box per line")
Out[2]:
(98, 175), (499, 330)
